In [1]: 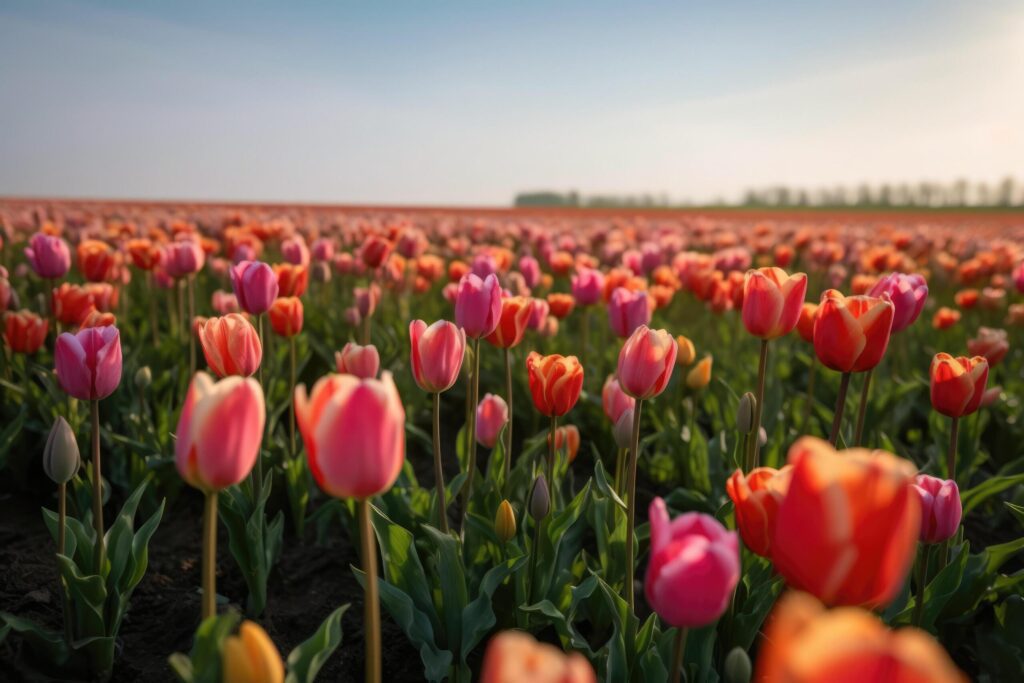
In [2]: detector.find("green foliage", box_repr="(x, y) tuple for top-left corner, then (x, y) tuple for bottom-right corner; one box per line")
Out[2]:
(219, 476), (285, 617)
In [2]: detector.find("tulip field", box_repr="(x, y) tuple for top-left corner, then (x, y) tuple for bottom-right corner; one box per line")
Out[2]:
(2, 200), (1024, 683)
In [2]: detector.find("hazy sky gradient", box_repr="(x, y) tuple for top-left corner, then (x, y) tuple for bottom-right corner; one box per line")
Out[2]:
(1, 0), (1022, 204)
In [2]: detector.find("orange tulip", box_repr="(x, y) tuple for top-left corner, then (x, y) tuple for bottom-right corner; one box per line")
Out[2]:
(485, 296), (532, 348)
(3, 310), (48, 354)
(547, 424), (581, 464)
(546, 293), (575, 319)
(127, 238), (163, 270)
(771, 437), (920, 608)
(526, 352), (584, 417)
(273, 263), (309, 298)
(795, 302), (817, 344)
(268, 297), (304, 337)
(198, 314), (263, 378)
(932, 306), (961, 330)
(812, 290), (894, 373)
(741, 267), (807, 339)
(725, 466), (792, 557)
(77, 239), (120, 282)
(51, 283), (95, 325)
(929, 354), (988, 418)
(756, 591), (966, 683)
(953, 288), (978, 310)
(79, 307), (116, 330)
(675, 335), (696, 366)
(686, 355), (713, 389)
(480, 631), (595, 683)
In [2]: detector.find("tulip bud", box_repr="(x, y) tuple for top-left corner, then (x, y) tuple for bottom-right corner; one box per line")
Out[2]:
(723, 647), (752, 683)
(495, 500), (517, 542)
(529, 475), (550, 521)
(686, 355), (713, 389)
(736, 392), (756, 435)
(134, 366), (152, 391)
(613, 409), (634, 450)
(43, 416), (80, 485)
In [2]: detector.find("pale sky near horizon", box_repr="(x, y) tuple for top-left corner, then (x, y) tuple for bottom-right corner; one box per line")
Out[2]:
(1, 1), (1022, 205)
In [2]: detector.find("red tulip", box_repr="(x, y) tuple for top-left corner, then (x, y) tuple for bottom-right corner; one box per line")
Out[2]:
(616, 325), (677, 400)
(485, 296), (531, 349)
(526, 351), (584, 417)
(812, 290), (894, 373)
(3, 310), (48, 354)
(929, 353), (988, 418)
(725, 466), (792, 557)
(268, 297), (304, 337)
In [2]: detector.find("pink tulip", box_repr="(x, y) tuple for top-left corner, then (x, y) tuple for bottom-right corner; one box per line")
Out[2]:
(198, 314), (262, 378)
(741, 267), (807, 339)
(409, 320), (466, 393)
(55, 325), (122, 401)
(519, 256), (541, 289)
(211, 289), (241, 315)
(527, 298), (549, 330)
(571, 267), (604, 306)
(455, 273), (502, 339)
(25, 233), (71, 279)
(617, 325), (678, 400)
(294, 372), (405, 499)
(869, 273), (928, 333)
(476, 393), (509, 449)
(1012, 261), (1024, 294)
(471, 253), (498, 279)
(164, 239), (205, 278)
(602, 375), (636, 423)
(336, 342), (380, 378)
(607, 287), (650, 338)
(912, 475), (962, 544)
(230, 261), (279, 315)
(311, 238), (335, 263)
(645, 497), (740, 628)
(354, 283), (381, 318)
(281, 236), (310, 266)
(175, 372), (266, 491)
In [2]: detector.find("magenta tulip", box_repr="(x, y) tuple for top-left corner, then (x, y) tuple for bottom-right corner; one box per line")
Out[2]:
(164, 239), (206, 278)
(607, 287), (650, 338)
(455, 273), (502, 339)
(409, 319), (466, 393)
(912, 474), (962, 544)
(571, 267), (605, 306)
(519, 256), (541, 289)
(55, 326), (123, 401)
(281, 236), (311, 266)
(335, 342), (380, 379)
(602, 375), (636, 423)
(869, 273), (928, 333)
(645, 497), (740, 628)
(25, 232), (71, 279)
(175, 372), (266, 491)
(230, 260), (279, 315)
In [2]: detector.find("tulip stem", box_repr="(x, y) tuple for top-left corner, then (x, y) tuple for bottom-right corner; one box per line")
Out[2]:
(527, 511), (543, 604)
(546, 414), (558, 505)
(359, 498), (382, 683)
(460, 338), (481, 535)
(801, 356), (817, 433)
(201, 490), (218, 620)
(670, 627), (688, 683)
(749, 339), (769, 468)
(581, 307), (591, 382)
(58, 482), (72, 643)
(147, 271), (159, 346)
(828, 372), (851, 446)
(912, 545), (929, 627)
(947, 417), (959, 484)
(503, 347), (514, 490)
(853, 369), (873, 447)
(90, 400), (105, 575)
(254, 315), (265, 494)
(187, 274), (196, 376)
(624, 399), (644, 616)
(432, 393), (449, 533)
(177, 279), (186, 342)
(289, 336), (297, 459)
(613, 447), (626, 496)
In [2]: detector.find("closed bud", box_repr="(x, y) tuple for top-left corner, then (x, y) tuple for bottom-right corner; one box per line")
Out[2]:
(613, 409), (634, 450)
(529, 475), (550, 521)
(723, 647), (752, 683)
(134, 366), (152, 391)
(495, 500), (517, 543)
(737, 392), (756, 435)
(43, 416), (80, 485)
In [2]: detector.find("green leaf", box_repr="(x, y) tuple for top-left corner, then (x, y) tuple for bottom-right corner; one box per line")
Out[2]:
(285, 604), (349, 683)
(1007, 502), (1024, 528)
(422, 526), (468, 655)
(459, 556), (526, 662)
(369, 506), (439, 633)
(962, 473), (1024, 515)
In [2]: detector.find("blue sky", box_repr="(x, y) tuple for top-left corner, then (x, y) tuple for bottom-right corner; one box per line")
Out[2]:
(1, 1), (1021, 204)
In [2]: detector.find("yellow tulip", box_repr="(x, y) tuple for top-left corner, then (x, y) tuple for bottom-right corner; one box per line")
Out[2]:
(686, 355), (713, 389)
(222, 621), (284, 683)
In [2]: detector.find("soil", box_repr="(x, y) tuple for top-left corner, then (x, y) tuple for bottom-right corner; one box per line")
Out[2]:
(0, 483), (423, 683)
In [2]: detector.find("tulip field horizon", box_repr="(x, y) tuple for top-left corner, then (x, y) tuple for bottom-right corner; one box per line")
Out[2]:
(1, 197), (1023, 682)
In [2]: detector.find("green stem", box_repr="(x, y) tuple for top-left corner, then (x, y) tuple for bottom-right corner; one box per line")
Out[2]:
(289, 336), (297, 458)
(828, 372), (851, 446)
(546, 414), (558, 506)
(90, 400), (105, 575)
(853, 368), (873, 446)
(58, 482), (72, 643)
(624, 399), (644, 615)
(613, 447), (626, 495)
(749, 339), (769, 467)
(670, 627), (689, 683)
(947, 416), (960, 484)
(912, 545), (929, 627)
(433, 393), (449, 533)
(461, 338), (481, 534)
(800, 355), (816, 432)
(359, 498), (381, 683)
(527, 512), (543, 604)
(187, 274), (196, 376)
(202, 490), (218, 620)
(254, 314), (265, 494)
(504, 347), (514, 490)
